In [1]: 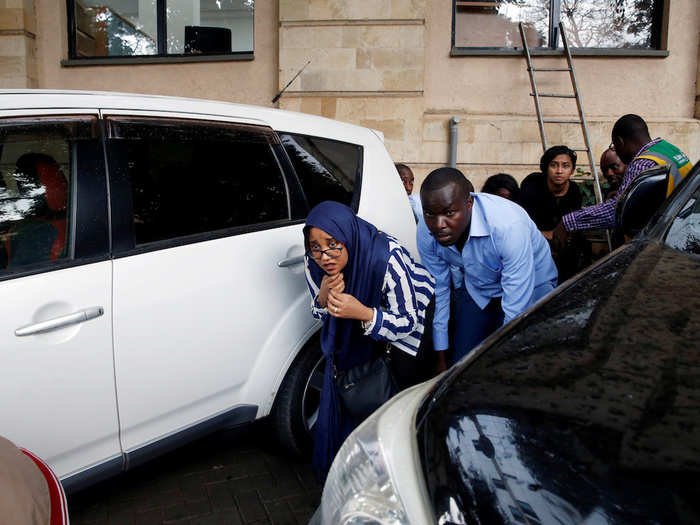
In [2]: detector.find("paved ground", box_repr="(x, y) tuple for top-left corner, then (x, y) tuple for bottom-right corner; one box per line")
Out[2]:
(67, 422), (321, 525)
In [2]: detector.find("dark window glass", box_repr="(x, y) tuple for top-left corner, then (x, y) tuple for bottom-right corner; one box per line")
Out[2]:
(70, 0), (253, 59)
(453, 0), (663, 50)
(0, 117), (96, 272)
(106, 117), (288, 246)
(280, 133), (361, 211)
(665, 189), (700, 255)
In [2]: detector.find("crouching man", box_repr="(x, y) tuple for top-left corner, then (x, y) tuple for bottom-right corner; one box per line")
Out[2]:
(418, 168), (558, 372)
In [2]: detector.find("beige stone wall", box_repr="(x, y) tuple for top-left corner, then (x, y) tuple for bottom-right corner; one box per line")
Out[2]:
(21, 0), (279, 106)
(279, 0), (700, 193)
(0, 0), (37, 88)
(2, 0), (699, 194)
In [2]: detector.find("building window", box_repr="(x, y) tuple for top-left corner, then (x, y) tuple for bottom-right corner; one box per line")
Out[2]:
(452, 0), (665, 52)
(68, 0), (254, 60)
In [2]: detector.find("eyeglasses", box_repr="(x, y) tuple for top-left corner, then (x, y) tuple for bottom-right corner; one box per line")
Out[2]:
(306, 246), (345, 260)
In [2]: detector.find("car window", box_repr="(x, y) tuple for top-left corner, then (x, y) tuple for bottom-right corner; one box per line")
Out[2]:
(665, 186), (700, 255)
(0, 117), (96, 272)
(279, 133), (362, 211)
(106, 117), (289, 246)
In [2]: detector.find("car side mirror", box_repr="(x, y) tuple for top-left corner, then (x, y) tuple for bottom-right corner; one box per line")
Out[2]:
(615, 165), (670, 238)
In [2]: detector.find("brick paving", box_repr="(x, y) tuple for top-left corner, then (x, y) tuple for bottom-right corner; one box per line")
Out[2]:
(67, 422), (321, 525)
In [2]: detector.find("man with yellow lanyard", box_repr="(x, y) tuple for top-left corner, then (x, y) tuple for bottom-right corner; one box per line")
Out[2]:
(556, 114), (692, 234)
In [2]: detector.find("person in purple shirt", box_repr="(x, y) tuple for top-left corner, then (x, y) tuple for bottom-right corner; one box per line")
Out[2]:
(552, 114), (692, 247)
(418, 168), (558, 371)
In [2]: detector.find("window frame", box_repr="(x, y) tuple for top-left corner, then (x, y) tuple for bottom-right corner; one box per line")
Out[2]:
(450, 0), (669, 57)
(103, 114), (301, 258)
(64, 0), (254, 66)
(0, 114), (110, 282)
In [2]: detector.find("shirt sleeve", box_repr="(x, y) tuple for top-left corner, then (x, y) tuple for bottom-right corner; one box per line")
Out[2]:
(562, 158), (658, 231)
(496, 222), (536, 323)
(304, 259), (328, 321)
(363, 250), (418, 342)
(417, 220), (451, 351)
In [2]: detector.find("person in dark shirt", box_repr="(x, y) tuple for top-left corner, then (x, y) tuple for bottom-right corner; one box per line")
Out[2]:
(481, 173), (520, 202)
(520, 145), (587, 282)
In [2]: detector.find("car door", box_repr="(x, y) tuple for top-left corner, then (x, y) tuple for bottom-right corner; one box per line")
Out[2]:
(103, 113), (310, 455)
(0, 113), (119, 479)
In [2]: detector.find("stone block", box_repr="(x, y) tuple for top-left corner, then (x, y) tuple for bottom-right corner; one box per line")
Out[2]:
(382, 69), (423, 91)
(300, 98), (322, 115)
(0, 55), (25, 77)
(369, 48), (423, 69)
(0, 7), (24, 31)
(335, 96), (424, 121)
(391, 0), (426, 19)
(321, 97), (337, 119)
(279, 0), (309, 21)
(308, 0), (392, 20)
(399, 25), (424, 48)
(356, 48), (370, 69)
(422, 120), (447, 142)
(359, 118), (405, 140)
(0, 33), (31, 56)
(281, 26), (343, 49)
(341, 25), (400, 49)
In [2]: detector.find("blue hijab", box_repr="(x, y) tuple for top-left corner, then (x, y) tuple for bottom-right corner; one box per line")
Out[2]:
(304, 201), (390, 477)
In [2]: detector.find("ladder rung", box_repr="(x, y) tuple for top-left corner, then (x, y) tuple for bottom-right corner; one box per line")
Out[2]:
(530, 93), (575, 98)
(529, 67), (571, 72)
(543, 119), (582, 124)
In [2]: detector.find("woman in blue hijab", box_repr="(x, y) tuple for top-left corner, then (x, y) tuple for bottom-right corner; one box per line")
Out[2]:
(303, 201), (435, 478)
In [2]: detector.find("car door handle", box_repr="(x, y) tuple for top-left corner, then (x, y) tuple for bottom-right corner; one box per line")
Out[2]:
(277, 255), (305, 268)
(15, 307), (105, 337)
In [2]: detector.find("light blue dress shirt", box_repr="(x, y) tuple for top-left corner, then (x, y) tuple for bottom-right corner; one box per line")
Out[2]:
(417, 193), (558, 350)
(408, 193), (423, 222)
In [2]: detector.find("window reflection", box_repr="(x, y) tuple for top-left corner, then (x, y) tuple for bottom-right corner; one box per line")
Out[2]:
(454, 0), (660, 50)
(76, 0), (157, 57)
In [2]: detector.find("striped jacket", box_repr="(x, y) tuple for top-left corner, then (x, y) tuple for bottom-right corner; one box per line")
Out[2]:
(305, 236), (435, 356)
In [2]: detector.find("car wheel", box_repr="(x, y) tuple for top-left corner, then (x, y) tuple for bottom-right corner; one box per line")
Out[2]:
(271, 337), (325, 456)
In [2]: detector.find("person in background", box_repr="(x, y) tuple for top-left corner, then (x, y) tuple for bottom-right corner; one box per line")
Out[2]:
(600, 147), (626, 200)
(553, 114), (693, 244)
(481, 173), (520, 202)
(418, 168), (557, 372)
(520, 146), (586, 281)
(396, 163), (422, 222)
(304, 201), (434, 478)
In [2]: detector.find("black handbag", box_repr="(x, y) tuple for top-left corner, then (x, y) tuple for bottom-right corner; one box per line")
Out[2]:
(334, 346), (398, 419)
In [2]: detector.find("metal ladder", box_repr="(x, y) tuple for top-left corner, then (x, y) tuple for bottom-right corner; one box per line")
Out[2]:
(519, 21), (612, 251)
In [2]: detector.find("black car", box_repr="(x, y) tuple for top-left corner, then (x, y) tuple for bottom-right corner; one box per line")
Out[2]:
(313, 162), (700, 524)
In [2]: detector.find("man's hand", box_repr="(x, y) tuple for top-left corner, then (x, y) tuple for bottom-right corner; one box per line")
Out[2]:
(327, 288), (373, 321)
(434, 350), (449, 374)
(540, 230), (553, 241)
(550, 220), (569, 253)
(318, 273), (344, 308)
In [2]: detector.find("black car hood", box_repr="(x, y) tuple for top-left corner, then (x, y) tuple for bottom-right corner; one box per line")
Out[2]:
(418, 242), (700, 524)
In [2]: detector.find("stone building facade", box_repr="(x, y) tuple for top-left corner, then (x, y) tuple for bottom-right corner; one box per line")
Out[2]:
(1, 0), (699, 189)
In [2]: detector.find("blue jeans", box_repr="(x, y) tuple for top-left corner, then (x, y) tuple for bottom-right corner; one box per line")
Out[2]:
(451, 282), (554, 364)
(451, 288), (504, 364)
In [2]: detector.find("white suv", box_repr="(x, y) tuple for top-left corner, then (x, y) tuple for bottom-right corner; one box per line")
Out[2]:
(0, 90), (417, 492)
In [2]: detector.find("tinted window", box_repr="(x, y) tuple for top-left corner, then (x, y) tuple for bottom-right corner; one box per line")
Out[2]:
(0, 117), (96, 272)
(665, 187), (700, 255)
(107, 117), (289, 246)
(280, 133), (361, 211)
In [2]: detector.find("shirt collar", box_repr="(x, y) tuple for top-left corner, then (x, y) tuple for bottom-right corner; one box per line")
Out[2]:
(633, 137), (662, 159)
(467, 194), (489, 239)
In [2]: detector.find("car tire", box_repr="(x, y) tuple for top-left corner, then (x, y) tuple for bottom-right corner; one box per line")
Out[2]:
(271, 336), (325, 456)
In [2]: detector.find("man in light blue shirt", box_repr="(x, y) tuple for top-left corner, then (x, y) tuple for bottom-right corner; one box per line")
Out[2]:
(418, 168), (557, 371)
